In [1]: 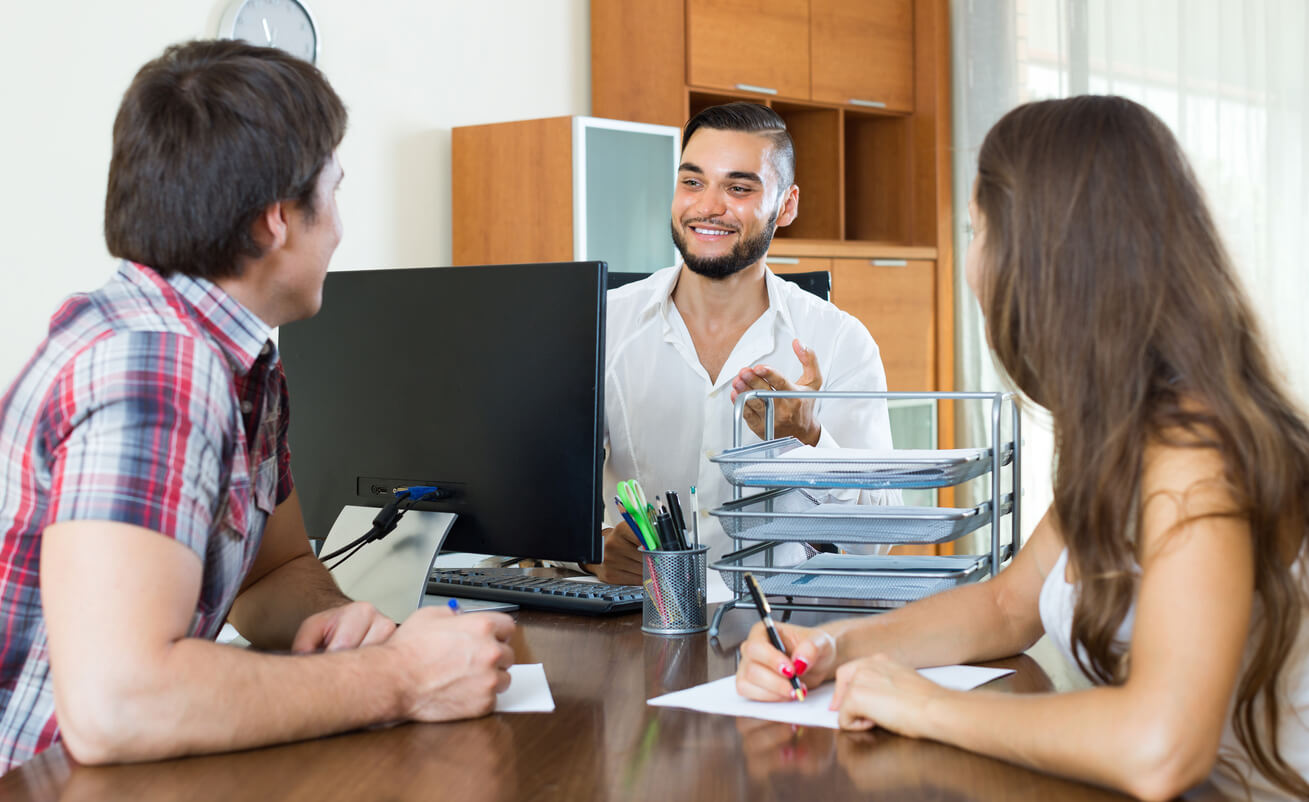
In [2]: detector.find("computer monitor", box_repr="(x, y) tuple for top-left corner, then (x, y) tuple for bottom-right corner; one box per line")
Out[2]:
(279, 261), (607, 564)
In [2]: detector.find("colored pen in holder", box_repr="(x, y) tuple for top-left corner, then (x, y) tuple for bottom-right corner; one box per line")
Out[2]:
(639, 544), (708, 636)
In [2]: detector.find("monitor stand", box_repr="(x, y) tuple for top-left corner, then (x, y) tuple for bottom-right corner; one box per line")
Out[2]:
(322, 506), (458, 622)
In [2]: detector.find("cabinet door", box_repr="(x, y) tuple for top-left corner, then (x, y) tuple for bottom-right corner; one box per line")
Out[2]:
(686, 0), (810, 100)
(830, 258), (934, 391)
(810, 0), (914, 112)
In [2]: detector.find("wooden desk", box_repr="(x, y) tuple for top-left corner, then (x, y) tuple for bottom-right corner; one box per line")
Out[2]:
(0, 608), (1228, 801)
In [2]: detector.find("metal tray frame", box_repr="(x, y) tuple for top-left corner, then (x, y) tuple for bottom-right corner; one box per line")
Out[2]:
(712, 440), (1013, 489)
(710, 486), (1015, 545)
(713, 541), (998, 606)
(708, 391), (1021, 637)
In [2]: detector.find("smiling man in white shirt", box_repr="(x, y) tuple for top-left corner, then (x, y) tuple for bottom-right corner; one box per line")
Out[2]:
(583, 103), (895, 585)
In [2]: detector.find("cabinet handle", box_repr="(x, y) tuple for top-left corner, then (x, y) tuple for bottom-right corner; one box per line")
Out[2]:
(871, 259), (908, 267)
(735, 83), (779, 96)
(768, 256), (800, 265)
(850, 98), (888, 109)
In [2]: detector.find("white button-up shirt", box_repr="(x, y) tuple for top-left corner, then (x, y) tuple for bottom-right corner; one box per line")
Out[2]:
(604, 266), (896, 563)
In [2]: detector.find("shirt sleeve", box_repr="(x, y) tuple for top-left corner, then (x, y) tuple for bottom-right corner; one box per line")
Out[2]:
(43, 331), (234, 559)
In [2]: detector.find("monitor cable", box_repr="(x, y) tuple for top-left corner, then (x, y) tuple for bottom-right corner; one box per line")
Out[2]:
(320, 486), (448, 571)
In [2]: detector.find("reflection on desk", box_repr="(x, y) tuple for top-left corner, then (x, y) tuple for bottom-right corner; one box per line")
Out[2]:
(0, 608), (1231, 802)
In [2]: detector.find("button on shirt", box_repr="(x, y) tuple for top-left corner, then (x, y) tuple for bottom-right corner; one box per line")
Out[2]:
(604, 266), (896, 563)
(0, 261), (292, 772)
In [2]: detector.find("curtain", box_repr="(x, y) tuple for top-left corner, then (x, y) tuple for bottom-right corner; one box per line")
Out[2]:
(949, 0), (1309, 551)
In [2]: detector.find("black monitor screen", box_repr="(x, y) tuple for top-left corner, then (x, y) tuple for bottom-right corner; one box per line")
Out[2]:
(279, 262), (606, 564)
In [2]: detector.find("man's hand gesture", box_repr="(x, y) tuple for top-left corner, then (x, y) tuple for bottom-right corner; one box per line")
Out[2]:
(729, 339), (824, 446)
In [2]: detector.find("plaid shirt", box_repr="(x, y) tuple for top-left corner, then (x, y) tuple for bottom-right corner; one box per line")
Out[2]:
(0, 261), (293, 772)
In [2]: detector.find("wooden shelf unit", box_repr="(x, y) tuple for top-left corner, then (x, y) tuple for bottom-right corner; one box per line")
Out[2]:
(592, 0), (955, 433)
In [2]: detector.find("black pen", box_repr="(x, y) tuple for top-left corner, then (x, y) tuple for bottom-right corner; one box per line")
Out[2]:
(654, 506), (679, 550)
(742, 572), (806, 701)
(665, 490), (689, 549)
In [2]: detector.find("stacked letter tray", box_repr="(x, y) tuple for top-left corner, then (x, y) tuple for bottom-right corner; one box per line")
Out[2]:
(713, 550), (991, 605)
(711, 437), (1013, 490)
(710, 487), (1014, 546)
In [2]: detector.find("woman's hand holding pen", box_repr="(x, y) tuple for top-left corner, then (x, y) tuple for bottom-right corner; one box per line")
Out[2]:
(582, 522), (644, 586)
(729, 339), (824, 446)
(830, 654), (947, 738)
(736, 621), (839, 702)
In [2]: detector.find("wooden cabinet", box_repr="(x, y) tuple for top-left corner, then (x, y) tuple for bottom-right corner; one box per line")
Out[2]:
(452, 117), (574, 266)
(686, 0), (811, 99)
(683, 0), (915, 112)
(830, 257), (935, 392)
(810, 0), (915, 111)
(772, 254), (937, 393)
(765, 254), (832, 276)
(452, 116), (681, 274)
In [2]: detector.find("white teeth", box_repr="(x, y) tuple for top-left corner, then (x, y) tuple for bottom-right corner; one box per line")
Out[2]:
(691, 226), (733, 237)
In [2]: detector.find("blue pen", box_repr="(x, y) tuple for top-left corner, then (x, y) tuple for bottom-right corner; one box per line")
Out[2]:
(615, 497), (652, 550)
(619, 511), (643, 542)
(447, 598), (462, 614)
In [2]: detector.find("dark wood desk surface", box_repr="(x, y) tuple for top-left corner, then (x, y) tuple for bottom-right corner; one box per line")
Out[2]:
(0, 606), (1229, 802)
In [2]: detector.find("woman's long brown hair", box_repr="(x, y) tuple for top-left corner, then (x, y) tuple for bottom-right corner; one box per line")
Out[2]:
(975, 96), (1309, 796)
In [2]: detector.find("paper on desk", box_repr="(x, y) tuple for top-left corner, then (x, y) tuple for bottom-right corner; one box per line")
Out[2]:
(647, 665), (1013, 728)
(496, 664), (556, 713)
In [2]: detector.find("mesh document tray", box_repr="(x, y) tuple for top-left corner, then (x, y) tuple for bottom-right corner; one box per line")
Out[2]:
(711, 438), (1014, 490)
(713, 549), (991, 604)
(710, 487), (1014, 546)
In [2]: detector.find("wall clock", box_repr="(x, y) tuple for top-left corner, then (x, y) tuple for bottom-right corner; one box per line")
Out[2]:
(219, 0), (319, 65)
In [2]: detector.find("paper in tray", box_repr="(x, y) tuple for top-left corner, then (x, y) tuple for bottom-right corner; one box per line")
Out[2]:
(778, 446), (989, 461)
(796, 552), (985, 574)
(711, 487), (1011, 546)
(752, 552), (991, 602)
(716, 442), (1002, 489)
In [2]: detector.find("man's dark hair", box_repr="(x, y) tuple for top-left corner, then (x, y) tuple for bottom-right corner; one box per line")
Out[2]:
(682, 102), (795, 188)
(104, 39), (348, 281)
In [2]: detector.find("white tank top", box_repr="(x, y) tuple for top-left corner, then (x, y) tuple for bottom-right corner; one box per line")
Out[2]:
(1038, 547), (1309, 801)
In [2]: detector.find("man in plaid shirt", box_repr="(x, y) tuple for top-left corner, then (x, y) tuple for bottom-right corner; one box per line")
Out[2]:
(0, 40), (515, 773)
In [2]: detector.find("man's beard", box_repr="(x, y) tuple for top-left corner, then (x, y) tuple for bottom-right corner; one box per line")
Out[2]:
(670, 211), (778, 280)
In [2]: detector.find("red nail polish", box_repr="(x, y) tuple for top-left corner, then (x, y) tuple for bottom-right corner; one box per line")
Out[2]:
(780, 663), (795, 678)
(793, 657), (809, 677)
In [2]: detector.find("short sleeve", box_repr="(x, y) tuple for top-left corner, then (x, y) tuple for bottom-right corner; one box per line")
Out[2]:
(43, 331), (235, 558)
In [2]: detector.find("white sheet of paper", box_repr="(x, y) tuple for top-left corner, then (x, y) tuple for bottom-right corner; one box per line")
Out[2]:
(647, 664), (1014, 728)
(777, 446), (987, 461)
(495, 663), (556, 713)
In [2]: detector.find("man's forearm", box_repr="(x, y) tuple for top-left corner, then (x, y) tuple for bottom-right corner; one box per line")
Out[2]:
(227, 552), (349, 649)
(60, 637), (405, 766)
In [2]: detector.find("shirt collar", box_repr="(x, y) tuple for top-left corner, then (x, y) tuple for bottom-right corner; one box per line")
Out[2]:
(761, 266), (799, 333)
(644, 263), (796, 331)
(121, 261), (275, 376)
(637, 264), (683, 321)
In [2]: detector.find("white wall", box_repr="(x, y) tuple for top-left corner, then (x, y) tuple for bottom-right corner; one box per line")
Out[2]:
(0, 0), (590, 384)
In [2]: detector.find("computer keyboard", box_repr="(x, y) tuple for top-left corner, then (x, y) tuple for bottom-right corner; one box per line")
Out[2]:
(427, 568), (643, 615)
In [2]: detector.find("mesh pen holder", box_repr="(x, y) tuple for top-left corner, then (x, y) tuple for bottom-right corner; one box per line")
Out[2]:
(640, 545), (709, 635)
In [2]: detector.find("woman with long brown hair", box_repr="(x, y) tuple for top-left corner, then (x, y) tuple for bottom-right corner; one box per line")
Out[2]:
(735, 95), (1309, 801)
